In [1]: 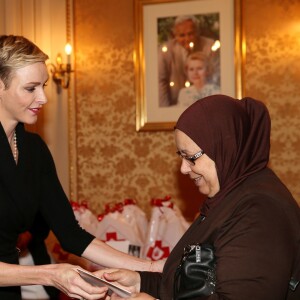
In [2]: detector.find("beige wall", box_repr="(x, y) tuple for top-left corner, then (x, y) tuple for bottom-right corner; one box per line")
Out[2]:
(72, 0), (300, 220)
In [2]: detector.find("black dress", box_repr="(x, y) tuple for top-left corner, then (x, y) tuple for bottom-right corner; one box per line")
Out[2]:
(27, 213), (60, 299)
(0, 123), (94, 299)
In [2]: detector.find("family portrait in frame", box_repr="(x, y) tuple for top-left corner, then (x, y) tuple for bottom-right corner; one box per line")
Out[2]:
(134, 0), (243, 131)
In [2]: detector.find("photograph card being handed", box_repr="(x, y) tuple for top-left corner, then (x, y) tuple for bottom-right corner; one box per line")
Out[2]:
(77, 268), (132, 298)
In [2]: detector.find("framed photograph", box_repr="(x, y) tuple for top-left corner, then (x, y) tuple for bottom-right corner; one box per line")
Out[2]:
(134, 0), (244, 131)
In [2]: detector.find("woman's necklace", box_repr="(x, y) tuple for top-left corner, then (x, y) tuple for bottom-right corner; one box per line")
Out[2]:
(12, 131), (18, 163)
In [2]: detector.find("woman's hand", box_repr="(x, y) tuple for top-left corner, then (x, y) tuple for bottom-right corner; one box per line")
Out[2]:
(0, 262), (107, 299)
(94, 268), (141, 295)
(49, 264), (109, 299)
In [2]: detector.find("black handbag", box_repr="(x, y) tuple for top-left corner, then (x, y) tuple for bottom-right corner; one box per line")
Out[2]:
(174, 243), (216, 300)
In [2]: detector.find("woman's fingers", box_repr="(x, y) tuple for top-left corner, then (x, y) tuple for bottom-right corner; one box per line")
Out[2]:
(53, 264), (109, 299)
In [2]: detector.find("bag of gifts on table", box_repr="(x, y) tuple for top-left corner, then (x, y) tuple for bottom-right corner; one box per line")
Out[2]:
(143, 196), (190, 261)
(121, 198), (149, 248)
(95, 199), (148, 258)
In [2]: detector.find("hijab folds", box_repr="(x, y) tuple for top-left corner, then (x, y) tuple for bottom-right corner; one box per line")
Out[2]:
(175, 94), (271, 215)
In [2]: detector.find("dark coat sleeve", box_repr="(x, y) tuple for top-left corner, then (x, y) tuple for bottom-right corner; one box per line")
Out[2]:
(139, 271), (162, 298)
(27, 213), (60, 299)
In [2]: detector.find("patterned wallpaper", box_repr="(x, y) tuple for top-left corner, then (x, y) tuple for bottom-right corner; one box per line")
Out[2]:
(72, 0), (300, 221)
(243, 0), (300, 203)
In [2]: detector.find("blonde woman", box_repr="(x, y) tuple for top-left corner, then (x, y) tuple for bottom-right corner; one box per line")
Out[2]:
(0, 35), (162, 300)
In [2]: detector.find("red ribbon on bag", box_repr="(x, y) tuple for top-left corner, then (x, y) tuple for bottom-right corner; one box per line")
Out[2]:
(97, 202), (124, 222)
(123, 198), (137, 205)
(70, 200), (88, 211)
(151, 195), (173, 208)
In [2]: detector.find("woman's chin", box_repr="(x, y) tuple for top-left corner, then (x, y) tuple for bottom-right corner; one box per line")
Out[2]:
(23, 117), (38, 125)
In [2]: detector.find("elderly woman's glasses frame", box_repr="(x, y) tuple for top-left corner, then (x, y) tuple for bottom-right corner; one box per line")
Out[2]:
(176, 150), (205, 165)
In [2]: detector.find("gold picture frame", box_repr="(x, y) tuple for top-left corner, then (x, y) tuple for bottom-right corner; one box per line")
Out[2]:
(134, 0), (245, 131)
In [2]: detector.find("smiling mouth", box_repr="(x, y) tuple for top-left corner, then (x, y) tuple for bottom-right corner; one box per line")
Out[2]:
(29, 107), (41, 114)
(192, 176), (202, 184)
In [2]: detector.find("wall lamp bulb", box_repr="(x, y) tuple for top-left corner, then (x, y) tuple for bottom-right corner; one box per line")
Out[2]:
(48, 43), (73, 93)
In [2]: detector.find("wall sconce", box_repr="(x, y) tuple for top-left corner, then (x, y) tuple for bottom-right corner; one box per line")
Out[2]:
(49, 43), (73, 93)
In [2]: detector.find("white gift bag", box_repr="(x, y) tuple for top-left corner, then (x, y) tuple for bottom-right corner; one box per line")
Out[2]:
(144, 196), (190, 261)
(95, 200), (147, 257)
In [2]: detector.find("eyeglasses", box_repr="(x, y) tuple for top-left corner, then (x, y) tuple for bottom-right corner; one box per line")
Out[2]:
(176, 149), (205, 165)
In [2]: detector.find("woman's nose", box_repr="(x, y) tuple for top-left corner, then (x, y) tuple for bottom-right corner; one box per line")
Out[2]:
(37, 90), (48, 104)
(180, 159), (191, 174)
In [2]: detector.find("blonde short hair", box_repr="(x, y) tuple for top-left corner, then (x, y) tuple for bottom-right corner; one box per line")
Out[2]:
(0, 35), (49, 88)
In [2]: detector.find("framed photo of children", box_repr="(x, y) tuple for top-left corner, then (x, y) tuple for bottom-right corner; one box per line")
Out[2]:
(134, 0), (244, 131)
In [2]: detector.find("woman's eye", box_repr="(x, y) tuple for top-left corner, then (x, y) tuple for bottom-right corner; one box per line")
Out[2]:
(25, 87), (35, 92)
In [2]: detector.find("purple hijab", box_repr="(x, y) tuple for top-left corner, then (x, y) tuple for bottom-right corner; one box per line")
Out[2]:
(175, 95), (270, 215)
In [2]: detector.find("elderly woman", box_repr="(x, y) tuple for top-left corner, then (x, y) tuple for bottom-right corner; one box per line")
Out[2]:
(99, 95), (300, 300)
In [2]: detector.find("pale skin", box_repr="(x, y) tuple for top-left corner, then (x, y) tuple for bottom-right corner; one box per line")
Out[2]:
(0, 62), (164, 299)
(186, 59), (207, 90)
(95, 129), (220, 299)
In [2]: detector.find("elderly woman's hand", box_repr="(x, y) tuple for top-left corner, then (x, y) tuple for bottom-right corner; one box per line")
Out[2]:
(94, 268), (141, 296)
